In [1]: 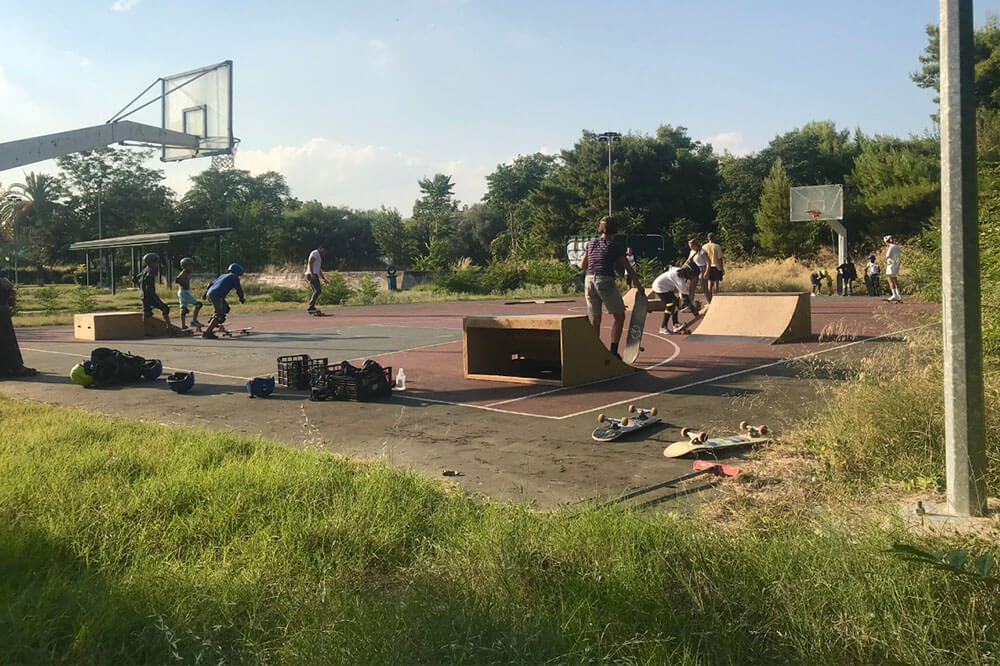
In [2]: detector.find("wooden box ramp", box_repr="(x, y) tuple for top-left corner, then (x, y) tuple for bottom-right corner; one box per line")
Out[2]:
(623, 287), (665, 312)
(688, 292), (812, 344)
(74, 312), (145, 340)
(463, 314), (635, 386)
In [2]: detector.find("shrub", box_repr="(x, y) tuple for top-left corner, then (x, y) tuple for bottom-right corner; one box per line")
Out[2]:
(71, 286), (97, 313)
(71, 264), (88, 285)
(357, 275), (380, 305)
(481, 261), (525, 293)
(35, 286), (61, 313)
(317, 272), (353, 305)
(434, 263), (484, 294)
(268, 286), (306, 303)
(523, 259), (578, 290)
(635, 257), (663, 286)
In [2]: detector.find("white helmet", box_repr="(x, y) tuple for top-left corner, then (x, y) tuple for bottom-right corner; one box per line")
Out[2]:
(883, 235), (894, 243)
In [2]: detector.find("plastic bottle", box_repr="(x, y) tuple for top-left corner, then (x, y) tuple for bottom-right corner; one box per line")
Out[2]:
(395, 367), (406, 390)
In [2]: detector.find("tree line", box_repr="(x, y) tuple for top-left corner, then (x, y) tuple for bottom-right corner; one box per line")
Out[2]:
(0, 19), (997, 279)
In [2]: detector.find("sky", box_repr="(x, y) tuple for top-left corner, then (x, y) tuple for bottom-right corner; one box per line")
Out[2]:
(2, 0), (999, 215)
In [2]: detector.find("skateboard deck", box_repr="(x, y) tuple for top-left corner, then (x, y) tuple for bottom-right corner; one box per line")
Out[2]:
(623, 289), (648, 364)
(592, 405), (660, 442)
(308, 309), (332, 316)
(663, 432), (771, 458)
(219, 326), (253, 337)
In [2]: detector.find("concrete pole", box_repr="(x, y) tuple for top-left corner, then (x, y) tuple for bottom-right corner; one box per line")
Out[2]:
(940, 0), (988, 516)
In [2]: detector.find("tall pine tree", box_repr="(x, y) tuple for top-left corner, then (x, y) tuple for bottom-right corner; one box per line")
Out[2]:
(754, 159), (816, 257)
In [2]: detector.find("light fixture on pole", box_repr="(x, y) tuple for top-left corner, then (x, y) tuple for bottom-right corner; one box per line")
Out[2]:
(596, 131), (622, 218)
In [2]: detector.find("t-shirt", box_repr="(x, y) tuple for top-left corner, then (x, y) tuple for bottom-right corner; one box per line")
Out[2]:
(206, 273), (244, 300)
(133, 268), (157, 299)
(885, 244), (901, 274)
(687, 248), (708, 269)
(837, 263), (858, 280)
(652, 267), (687, 295)
(306, 249), (322, 276)
(584, 237), (624, 277)
(867, 261), (880, 275)
(702, 242), (724, 271)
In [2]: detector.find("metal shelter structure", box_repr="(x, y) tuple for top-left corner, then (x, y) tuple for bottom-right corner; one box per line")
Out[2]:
(69, 228), (232, 294)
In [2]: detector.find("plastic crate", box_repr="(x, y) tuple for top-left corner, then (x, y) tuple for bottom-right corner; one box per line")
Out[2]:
(277, 354), (311, 389)
(310, 362), (392, 402)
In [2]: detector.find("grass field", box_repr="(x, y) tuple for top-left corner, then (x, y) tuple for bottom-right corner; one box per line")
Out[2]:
(2, 391), (998, 664)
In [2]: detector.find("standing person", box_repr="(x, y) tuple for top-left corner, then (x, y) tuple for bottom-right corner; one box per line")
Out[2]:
(702, 233), (725, 301)
(579, 216), (643, 360)
(202, 263), (246, 339)
(624, 246), (637, 288)
(865, 253), (881, 296)
(175, 257), (204, 330)
(651, 264), (701, 333)
(884, 235), (903, 302)
(684, 239), (709, 303)
(836, 258), (858, 296)
(132, 252), (174, 336)
(0, 269), (36, 377)
(305, 243), (329, 315)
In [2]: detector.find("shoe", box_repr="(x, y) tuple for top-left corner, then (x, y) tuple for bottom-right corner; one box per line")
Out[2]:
(659, 327), (673, 335)
(202, 331), (218, 339)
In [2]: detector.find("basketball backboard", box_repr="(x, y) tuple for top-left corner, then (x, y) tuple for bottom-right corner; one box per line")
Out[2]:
(790, 184), (843, 222)
(161, 61), (233, 162)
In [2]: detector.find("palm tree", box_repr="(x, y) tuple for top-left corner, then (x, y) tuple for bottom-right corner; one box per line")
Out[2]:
(10, 173), (66, 278)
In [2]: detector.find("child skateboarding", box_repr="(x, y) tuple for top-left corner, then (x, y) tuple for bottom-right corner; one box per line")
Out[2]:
(650, 264), (701, 334)
(175, 257), (204, 330)
(132, 252), (175, 336)
(201, 263), (246, 339)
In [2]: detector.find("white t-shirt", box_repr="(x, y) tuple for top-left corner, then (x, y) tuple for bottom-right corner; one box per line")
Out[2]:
(687, 248), (708, 269)
(885, 244), (901, 275)
(306, 249), (322, 276)
(867, 260), (880, 276)
(652, 267), (687, 296)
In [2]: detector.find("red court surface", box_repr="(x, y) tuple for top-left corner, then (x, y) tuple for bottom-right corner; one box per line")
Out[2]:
(18, 296), (936, 421)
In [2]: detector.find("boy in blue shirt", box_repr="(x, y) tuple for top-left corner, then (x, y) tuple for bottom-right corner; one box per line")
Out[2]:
(202, 263), (246, 339)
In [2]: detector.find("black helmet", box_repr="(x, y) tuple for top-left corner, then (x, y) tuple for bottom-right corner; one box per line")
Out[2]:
(179, 257), (194, 268)
(228, 263), (244, 276)
(142, 252), (159, 267)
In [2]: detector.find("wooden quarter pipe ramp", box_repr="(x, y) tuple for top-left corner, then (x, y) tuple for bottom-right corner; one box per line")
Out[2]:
(688, 292), (812, 344)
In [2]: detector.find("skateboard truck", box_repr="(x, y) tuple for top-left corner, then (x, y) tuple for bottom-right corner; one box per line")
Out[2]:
(680, 426), (708, 443)
(739, 421), (769, 438)
(597, 404), (657, 428)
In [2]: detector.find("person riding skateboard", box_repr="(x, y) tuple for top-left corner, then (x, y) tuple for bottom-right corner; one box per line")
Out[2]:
(0, 269), (37, 378)
(578, 216), (642, 360)
(202, 263), (246, 339)
(884, 235), (903, 302)
(175, 257), (204, 330)
(651, 264), (701, 333)
(305, 243), (329, 314)
(132, 252), (174, 336)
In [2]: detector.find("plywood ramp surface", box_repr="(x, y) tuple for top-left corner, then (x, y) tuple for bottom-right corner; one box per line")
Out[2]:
(689, 292), (812, 344)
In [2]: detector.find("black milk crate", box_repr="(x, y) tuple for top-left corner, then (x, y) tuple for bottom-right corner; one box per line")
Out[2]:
(310, 362), (392, 402)
(276, 354), (312, 389)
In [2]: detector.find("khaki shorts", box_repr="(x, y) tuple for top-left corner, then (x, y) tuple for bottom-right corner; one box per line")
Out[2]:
(585, 274), (625, 315)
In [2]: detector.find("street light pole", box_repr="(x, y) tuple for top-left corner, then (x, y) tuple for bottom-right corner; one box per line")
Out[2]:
(596, 131), (622, 218)
(96, 171), (104, 286)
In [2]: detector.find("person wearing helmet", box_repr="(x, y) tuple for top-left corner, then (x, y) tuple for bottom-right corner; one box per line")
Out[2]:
(132, 252), (174, 335)
(175, 257), (204, 330)
(865, 253), (881, 296)
(201, 263), (246, 339)
(883, 235), (903, 302)
(650, 263), (702, 334)
(0, 268), (37, 378)
(809, 268), (831, 296)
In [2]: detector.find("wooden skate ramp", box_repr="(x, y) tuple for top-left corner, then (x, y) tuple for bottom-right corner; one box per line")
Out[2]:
(464, 314), (635, 386)
(688, 292), (812, 344)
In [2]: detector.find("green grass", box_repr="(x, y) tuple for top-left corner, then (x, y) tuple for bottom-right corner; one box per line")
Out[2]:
(1, 394), (998, 664)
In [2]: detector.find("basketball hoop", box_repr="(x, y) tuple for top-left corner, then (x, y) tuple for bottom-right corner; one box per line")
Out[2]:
(806, 210), (821, 221)
(210, 138), (239, 170)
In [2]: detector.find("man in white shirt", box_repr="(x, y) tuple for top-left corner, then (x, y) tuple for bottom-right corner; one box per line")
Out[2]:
(651, 264), (700, 333)
(883, 235), (902, 302)
(685, 239), (709, 304)
(305, 244), (329, 313)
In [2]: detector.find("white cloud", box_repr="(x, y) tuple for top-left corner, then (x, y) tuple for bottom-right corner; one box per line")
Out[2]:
(111, 0), (140, 12)
(369, 39), (391, 68)
(702, 131), (755, 157)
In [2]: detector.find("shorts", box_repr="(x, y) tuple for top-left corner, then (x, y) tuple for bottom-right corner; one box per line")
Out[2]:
(142, 293), (169, 317)
(178, 289), (202, 313)
(707, 266), (723, 282)
(886, 266), (900, 276)
(210, 296), (230, 323)
(585, 274), (625, 316)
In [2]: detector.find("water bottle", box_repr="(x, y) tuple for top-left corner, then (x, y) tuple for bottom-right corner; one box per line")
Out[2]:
(395, 367), (406, 391)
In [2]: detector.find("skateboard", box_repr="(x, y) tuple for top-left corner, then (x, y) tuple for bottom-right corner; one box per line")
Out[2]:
(622, 289), (649, 364)
(592, 405), (660, 442)
(218, 326), (253, 338)
(308, 309), (332, 316)
(596, 460), (741, 509)
(663, 421), (772, 458)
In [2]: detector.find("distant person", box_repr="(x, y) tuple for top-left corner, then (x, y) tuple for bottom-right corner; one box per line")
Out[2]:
(810, 269), (831, 296)
(625, 246), (637, 288)
(579, 216), (643, 360)
(836, 258), (858, 296)
(132, 252), (174, 336)
(865, 253), (881, 296)
(684, 239), (709, 303)
(305, 243), (329, 315)
(175, 257), (204, 330)
(884, 235), (903, 302)
(202, 263), (246, 339)
(651, 263), (701, 333)
(0, 269), (36, 378)
(702, 232), (725, 301)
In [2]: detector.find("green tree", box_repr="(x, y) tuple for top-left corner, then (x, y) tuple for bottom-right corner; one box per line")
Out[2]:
(370, 207), (413, 267)
(713, 153), (769, 257)
(411, 174), (459, 270)
(754, 159), (815, 257)
(10, 173), (71, 276)
(484, 153), (556, 260)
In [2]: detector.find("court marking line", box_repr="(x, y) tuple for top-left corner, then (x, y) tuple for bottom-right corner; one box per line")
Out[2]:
(484, 333), (682, 407)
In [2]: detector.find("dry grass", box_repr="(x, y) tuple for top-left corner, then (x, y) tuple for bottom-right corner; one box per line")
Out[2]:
(723, 257), (814, 292)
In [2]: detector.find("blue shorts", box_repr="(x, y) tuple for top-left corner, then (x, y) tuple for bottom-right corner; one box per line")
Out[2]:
(178, 289), (201, 312)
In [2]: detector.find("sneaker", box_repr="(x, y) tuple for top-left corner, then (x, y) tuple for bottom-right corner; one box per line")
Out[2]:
(202, 331), (218, 339)
(659, 327), (673, 335)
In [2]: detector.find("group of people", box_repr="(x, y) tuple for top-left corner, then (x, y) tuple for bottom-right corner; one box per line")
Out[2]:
(810, 235), (903, 302)
(578, 217), (724, 359)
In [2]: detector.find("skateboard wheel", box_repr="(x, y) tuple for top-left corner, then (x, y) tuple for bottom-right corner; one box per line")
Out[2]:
(597, 413), (606, 424)
(681, 427), (691, 437)
(639, 346), (644, 352)
(628, 404), (636, 413)
(621, 417), (629, 426)
(697, 431), (707, 442)
(649, 407), (658, 416)
(739, 420), (748, 431)
(759, 425), (769, 435)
